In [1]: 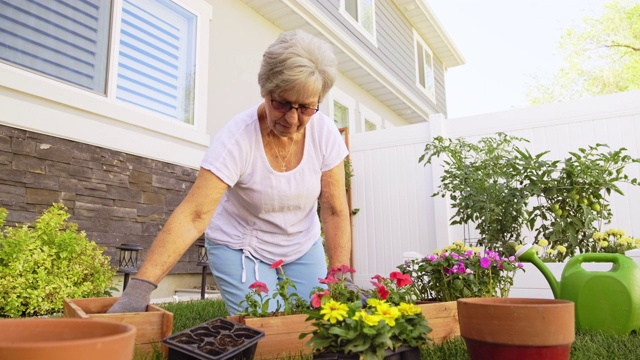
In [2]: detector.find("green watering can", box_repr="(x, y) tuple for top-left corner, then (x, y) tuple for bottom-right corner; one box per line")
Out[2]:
(516, 243), (640, 335)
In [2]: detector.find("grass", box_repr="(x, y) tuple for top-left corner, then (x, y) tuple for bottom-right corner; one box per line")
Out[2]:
(152, 299), (640, 360)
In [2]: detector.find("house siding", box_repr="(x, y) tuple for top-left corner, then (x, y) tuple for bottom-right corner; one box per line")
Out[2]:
(312, 0), (447, 116)
(0, 124), (201, 273)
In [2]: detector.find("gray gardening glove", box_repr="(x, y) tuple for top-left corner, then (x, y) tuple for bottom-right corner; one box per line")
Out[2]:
(107, 278), (157, 313)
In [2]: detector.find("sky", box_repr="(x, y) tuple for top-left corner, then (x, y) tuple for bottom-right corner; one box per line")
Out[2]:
(427, 0), (611, 118)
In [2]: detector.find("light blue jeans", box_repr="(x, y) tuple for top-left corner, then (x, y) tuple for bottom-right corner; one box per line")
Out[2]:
(205, 238), (328, 315)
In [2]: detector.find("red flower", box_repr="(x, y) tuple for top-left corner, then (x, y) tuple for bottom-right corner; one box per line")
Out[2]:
(319, 276), (339, 284)
(370, 274), (384, 282)
(311, 290), (330, 308)
(375, 283), (390, 300)
(337, 265), (356, 274)
(270, 259), (284, 269)
(390, 271), (413, 287)
(248, 281), (269, 294)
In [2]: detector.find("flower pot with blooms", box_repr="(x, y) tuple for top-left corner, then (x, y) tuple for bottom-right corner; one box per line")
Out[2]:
(302, 266), (432, 360)
(398, 241), (524, 302)
(239, 259), (309, 317)
(231, 259), (315, 359)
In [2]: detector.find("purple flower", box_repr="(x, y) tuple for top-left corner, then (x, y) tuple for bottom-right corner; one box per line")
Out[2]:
(480, 257), (492, 268)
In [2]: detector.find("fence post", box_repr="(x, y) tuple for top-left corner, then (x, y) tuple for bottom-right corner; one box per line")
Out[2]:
(428, 114), (451, 251)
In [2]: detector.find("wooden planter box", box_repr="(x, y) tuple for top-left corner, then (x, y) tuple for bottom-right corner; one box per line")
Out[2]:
(417, 301), (460, 344)
(63, 297), (173, 356)
(226, 302), (460, 359)
(227, 313), (314, 359)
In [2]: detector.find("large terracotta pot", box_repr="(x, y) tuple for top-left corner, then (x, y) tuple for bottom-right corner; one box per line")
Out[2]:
(457, 297), (575, 360)
(0, 318), (136, 360)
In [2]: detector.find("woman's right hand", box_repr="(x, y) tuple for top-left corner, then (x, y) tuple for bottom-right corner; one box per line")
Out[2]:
(107, 278), (157, 313)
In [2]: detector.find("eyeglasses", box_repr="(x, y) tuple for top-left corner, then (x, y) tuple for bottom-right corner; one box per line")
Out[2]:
(270, 98), (319, 116)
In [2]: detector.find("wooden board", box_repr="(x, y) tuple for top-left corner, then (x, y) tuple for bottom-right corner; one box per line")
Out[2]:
(63, 297), (173, 355)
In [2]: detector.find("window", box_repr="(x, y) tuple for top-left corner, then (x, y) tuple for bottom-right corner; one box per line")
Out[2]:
(359, 104), (381, 133)
(414, 30), (435, 100)
(329, 87), (356, 133)
(0, 0), (201, 125)
(340, 0), (376, 44)
(0, 0), (112, 93)
(116, 0), (196, 123)
(334, 101), (350, 129)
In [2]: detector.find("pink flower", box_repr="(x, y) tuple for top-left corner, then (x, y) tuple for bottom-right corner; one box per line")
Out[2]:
(428, 255), (437, 261)
(319, 276), (339, 284)
(337, 265), (356, 274)
(311, 290), (330, 308)
(389, 271), (413, 287)
(270, 259), (284, 269)
(480, 257), (492, 268)
(248, 281), (268, 294)
(371, 274), (384, 282)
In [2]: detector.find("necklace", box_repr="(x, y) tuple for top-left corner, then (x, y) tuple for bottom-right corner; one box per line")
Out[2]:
(267, 132), (295, 171)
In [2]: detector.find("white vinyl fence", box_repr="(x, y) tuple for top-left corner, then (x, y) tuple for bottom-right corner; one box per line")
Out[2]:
(349, 90), (640, 287)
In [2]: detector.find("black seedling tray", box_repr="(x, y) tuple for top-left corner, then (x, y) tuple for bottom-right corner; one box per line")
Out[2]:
(163, 317), (265, 360)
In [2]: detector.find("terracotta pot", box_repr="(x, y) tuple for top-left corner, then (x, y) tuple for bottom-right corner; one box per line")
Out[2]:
(457, 297), (575, 360)
(0, 318), (136, 360)
(63, 297), (173, 356)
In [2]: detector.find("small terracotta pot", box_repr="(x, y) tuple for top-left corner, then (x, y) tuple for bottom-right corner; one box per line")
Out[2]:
(457, 297), (575, 360)
(0, 318), (136, 360)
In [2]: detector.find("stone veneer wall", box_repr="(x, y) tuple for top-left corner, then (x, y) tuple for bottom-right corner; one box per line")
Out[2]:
(0, 124), (202, 274)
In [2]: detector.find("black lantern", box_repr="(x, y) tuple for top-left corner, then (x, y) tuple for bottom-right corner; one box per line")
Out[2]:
(195, 239), (209, 299)
(116, 243), (143, 291)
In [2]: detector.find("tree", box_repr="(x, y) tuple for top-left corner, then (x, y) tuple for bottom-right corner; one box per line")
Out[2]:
(526, 0), (640, 105)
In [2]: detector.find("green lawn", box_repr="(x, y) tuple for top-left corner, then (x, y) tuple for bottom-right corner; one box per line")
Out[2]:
(155, 299), (640, 360)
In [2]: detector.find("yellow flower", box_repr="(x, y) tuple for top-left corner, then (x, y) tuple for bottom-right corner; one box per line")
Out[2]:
(397, 302), (421, 316)
(618, 237), (630, 247)
(538, 239), (549, 247)
(366, 298), (385, 308)
(593, 232), (606, 241)
(373, 302), (401, 327)
(454, 240), (464, 247)
(556, 245), (567, 254)
(534, 245), (542, 253)
(546, 249), (555, 255)
(320, 299), (348, 324)
(599, 240), (609, 248)
(353, 310), (381, 326)
(515, 244), (523, 251)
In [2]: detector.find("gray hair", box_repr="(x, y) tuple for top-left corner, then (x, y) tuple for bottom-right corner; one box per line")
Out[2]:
(258, 30), (337, 102)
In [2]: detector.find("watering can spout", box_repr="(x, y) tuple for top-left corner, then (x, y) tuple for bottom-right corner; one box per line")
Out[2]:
(515, 244), (561, 298)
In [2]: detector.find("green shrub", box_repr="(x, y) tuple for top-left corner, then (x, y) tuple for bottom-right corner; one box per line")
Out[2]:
(0, 203), (116, 318)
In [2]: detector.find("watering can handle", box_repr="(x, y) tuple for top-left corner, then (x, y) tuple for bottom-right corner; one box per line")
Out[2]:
(570, 253), (624, 267)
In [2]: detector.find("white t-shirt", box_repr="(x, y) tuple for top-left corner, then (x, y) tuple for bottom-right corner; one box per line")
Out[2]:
(200, 104), (349, 265)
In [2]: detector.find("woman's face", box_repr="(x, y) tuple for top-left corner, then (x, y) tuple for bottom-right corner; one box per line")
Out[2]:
(265, 92), (320, 137)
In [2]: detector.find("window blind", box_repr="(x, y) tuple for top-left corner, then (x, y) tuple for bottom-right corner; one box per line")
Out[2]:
(115, 0), (196, 123)
(0, 0), (110, 92)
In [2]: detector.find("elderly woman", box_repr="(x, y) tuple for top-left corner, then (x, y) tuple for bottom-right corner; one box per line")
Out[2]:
(109, 30), (351, 315)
